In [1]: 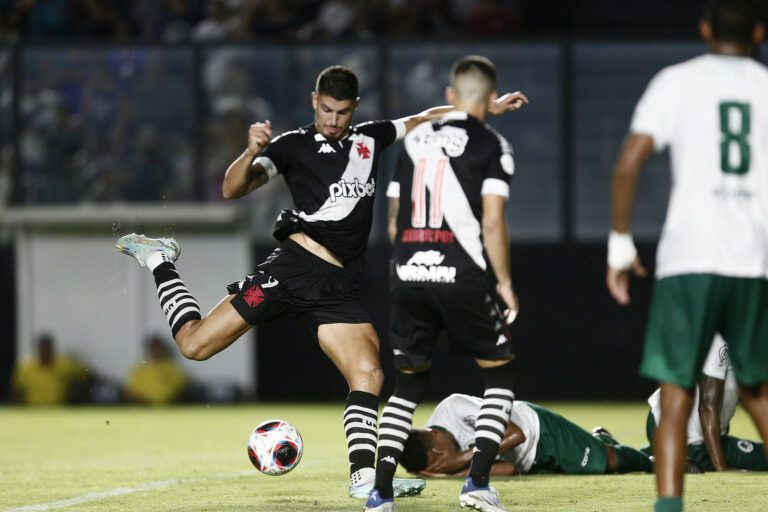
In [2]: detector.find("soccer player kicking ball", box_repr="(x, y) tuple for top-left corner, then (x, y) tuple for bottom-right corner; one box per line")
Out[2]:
(364, 56), (526, 512)
(607, 1), (768, 511)
(116, 65), (527, 500)
(396, 394), (652, 479)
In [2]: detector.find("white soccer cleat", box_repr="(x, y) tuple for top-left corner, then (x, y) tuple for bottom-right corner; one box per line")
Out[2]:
(459, 477), (507, 512)
(115, 233), (180, 267)
(349, 468), (425, 499)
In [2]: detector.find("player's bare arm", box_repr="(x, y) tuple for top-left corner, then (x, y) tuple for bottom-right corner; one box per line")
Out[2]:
(606, 133), (653, 305)
(419, 445), (474, 477)
(398, 91), (529, 134)
(420, 421), (525, 477)
(222, 121), (273, 200)
(698, 375), (729, 471)
(482, 193), (518, 323)
(387, 197), (399, 244)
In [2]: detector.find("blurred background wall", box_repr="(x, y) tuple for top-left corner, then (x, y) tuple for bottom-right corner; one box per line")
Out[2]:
(0, 0), (766, 402)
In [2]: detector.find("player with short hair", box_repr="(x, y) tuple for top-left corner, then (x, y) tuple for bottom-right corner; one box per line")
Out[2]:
(645, 335), (768, 472)
(116, 65), (526, 499)
(364, 56), (527, 512)
(606, 1), (768, 511)
(393, 394), (652, 479)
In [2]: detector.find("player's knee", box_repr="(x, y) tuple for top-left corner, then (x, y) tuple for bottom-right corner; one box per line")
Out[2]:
(352, 360), (384, 392)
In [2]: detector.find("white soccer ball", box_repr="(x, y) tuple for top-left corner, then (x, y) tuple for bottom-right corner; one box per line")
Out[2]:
(247, 419), (304, 476)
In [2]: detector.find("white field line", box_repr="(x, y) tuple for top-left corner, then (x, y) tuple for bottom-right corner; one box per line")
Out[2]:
(6, 460), (330, 512)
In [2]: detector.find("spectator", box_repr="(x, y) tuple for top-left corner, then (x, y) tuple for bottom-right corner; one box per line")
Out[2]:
(125, 335), (187, 405)
(10, 334), (90, 405)
(191, 0), (238, 41)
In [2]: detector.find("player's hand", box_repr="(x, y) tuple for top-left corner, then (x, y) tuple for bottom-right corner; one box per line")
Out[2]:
(247, 120), (272, 155)
(606, 256), (647, 305)
(489, 91), (529, 115)
(496, 282), (519, 324)
(423, 448), (471, 475)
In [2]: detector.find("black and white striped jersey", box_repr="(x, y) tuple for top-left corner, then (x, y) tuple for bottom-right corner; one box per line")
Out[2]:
(387, 111), (514, 287)
(254, 119), (406, 273)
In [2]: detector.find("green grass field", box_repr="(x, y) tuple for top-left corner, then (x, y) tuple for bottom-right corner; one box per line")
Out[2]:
(0, 403), (764, 512)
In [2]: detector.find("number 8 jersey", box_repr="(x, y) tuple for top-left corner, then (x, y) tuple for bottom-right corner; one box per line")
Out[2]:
(631, 54), (768, 279)
(387, 111), (514, 287)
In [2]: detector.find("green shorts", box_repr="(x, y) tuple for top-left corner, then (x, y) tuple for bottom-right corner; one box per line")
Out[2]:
(640, 274), (768, 388)
(647, 411), (767, 471)
(688, 438), (768, 472)
(527, 403), (608, 475)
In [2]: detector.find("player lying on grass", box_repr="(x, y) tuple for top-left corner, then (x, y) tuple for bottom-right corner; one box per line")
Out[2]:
(397, 394), (652, 477)
(645, 334), (768, 473)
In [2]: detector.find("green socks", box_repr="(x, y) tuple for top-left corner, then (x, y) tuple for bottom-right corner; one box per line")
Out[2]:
(614, 444), (654, 473)
(655, 497), (682, 512)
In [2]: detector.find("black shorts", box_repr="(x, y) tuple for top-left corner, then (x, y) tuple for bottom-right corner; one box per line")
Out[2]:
(227, 239), (370, 331)
(388, 284), (514, 370)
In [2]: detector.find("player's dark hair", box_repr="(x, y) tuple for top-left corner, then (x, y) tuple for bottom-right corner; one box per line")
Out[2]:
(450, 55), (497, 89)
(315, 65), (359, 101)
(704, 0), (760, 44)
(399, 431), (430, 473)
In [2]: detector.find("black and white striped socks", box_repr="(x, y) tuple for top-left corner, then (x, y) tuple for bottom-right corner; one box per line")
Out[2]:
(374, 370), (428, 499)
(344, 391), (379, 475)
(374, 396), (418, 498)
(149, 259), (201, 337)
(468, 386), (514, 488)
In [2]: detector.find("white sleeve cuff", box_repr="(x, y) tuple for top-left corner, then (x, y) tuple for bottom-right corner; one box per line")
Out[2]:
(392, 119), (407, 141)
(607, 230), (637, 270)
(253, 156), (278, 180)
(481, 178), (509, 198)
(386, 181), (401, 198)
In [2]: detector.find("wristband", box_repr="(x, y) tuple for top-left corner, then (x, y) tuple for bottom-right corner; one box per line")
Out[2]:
(607, 230), (637, 270)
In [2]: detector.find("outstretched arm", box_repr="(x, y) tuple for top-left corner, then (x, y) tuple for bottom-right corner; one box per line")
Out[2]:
(398, 91), (529, 134)
(222, 121), (273, 200)
(699, 375), (729, 471)
(606, 133), (653, 305)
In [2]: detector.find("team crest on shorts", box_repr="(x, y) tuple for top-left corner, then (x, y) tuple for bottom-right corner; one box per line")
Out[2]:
(737, 440), (755, 453)
(244, 285), (266, 308)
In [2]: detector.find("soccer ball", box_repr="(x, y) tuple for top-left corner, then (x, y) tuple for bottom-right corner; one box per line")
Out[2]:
(247, 419), (303, 476)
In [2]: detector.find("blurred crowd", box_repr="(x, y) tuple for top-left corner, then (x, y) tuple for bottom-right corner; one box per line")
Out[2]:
(9, 333), (242, 405)
(14, 49), (195, 203)
(0, 0), (520, 43)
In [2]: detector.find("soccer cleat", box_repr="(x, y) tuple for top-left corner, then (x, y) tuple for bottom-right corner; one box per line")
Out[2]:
(363, 489), (396, 511)
(349, 468), (425, 499)
(591, 426), (618, 446)
(115, 233), (180, 267)
(459, 477), (507, 512)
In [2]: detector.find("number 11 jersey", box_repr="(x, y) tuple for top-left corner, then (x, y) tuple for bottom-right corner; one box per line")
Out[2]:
(387, 111), (514, 287)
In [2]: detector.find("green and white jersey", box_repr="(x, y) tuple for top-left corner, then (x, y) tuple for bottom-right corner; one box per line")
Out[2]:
(648, 334), (739, 444)
(426, 393), (540, 473)
(631, 54), (768, 279)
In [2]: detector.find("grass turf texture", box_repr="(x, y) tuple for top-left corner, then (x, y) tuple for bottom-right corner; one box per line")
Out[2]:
(0, 403), (763, 512)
